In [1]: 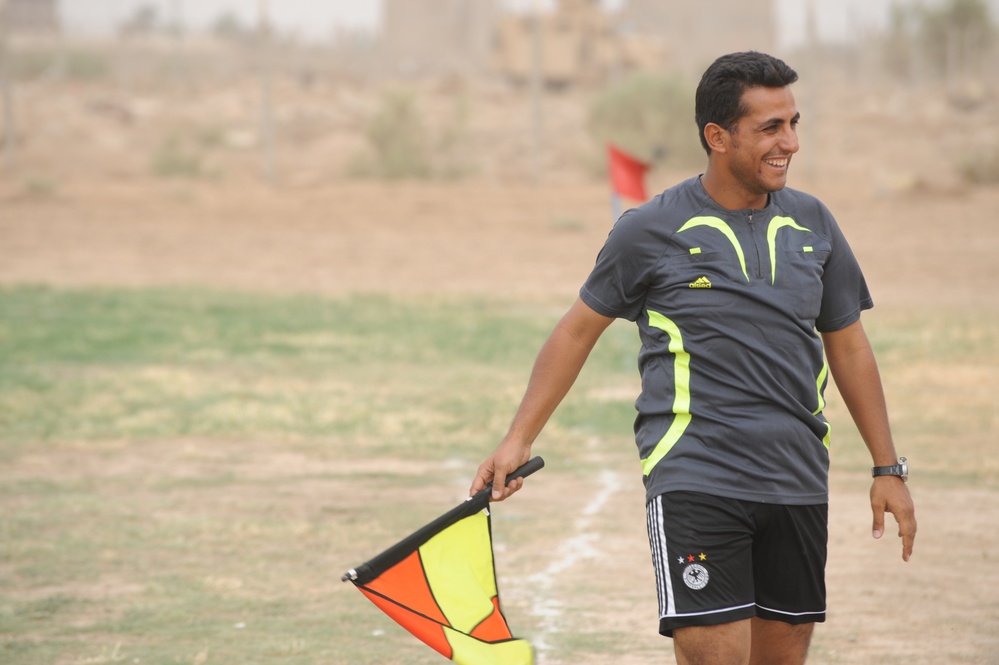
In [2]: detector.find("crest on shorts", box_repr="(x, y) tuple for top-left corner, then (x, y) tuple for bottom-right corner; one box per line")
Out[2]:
(678, 553), (710, 590)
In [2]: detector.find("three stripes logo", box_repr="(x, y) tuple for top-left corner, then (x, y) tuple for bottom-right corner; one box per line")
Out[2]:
(689, 276), (712, 289)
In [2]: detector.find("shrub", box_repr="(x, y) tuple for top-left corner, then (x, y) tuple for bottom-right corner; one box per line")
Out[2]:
(347, 90), (432, 179)
(587, 72), (703, 171)
(7, 48), (109, 81)
(958, 147), (999, 185)
(151, 135), (206, 179)
(882, 0), (995, 81)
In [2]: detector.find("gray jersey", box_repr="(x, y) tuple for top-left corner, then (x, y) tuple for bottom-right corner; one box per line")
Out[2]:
(581, 176), (872, 505)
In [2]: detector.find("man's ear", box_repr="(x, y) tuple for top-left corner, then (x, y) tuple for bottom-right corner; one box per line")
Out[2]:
(703, 123), (728, 154)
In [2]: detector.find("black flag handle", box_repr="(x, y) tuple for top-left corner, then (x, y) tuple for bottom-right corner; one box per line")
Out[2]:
(341, 457), (545, 584)
(477, 455), (546, 501)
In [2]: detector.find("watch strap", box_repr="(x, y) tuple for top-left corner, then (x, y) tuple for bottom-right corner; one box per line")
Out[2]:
(872, 456), (908, 481)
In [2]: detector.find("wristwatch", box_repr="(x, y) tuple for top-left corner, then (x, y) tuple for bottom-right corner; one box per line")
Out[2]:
(872, 456), (908, 482)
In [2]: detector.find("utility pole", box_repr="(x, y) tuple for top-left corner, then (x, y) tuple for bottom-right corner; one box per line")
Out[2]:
(802, 0), (818, 181)
(258, 0), (275, 184)
(171, 0), (185, 88)
(0, 0), (15, 169)
(529, 0), (544, 184)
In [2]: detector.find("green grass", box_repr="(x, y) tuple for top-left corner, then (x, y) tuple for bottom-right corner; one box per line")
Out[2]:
(823, 307), (999, 484)
(3, 286), (991, 480)
(0, 286), (638, 457)
(0, 285), (641, 664)
(0, 285), (994, 664)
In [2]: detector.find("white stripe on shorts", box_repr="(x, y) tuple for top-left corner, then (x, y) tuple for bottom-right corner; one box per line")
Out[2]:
(756, 604), (826, 618)
(647, 496), (756, 622)
(646, 495), (675, 619)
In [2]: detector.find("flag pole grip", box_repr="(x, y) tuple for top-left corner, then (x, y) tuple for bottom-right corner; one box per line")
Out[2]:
(342, 457), (545, 584)
(482, 456), (545, 497)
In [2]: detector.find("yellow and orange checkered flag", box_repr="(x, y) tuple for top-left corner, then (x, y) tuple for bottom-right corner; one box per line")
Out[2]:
(342, 458), (544, 665)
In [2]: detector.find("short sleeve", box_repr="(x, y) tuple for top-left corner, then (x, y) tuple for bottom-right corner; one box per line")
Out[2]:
(814, 203), (873, 332)
(579, 208), (666, 322)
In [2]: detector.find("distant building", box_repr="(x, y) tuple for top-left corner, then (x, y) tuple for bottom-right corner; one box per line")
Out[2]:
(379, 0), (496, 78)
(617, 0), (776, 76)
(493, 0), (637, 87)
(374, 0), (774, 83)
(2, 0), (61, 34)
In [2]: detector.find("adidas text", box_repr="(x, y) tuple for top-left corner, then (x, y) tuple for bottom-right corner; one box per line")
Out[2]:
(689, 276), (712, 289)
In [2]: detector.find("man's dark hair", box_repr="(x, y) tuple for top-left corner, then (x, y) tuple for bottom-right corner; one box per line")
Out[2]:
(694, 51), (798, 155)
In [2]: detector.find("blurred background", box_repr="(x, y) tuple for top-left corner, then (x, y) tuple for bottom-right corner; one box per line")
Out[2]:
(2, 2), (998, 664)
(2, 0), (998, 188)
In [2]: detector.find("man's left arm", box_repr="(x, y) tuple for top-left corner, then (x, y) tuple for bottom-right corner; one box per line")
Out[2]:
(822, 319), (917, 561)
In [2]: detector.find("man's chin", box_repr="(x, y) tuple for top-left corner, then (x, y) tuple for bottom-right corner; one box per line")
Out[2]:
(767, 175), (789, 192)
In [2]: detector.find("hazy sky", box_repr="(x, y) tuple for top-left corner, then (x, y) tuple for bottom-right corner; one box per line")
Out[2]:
(58, 0), (998, 47)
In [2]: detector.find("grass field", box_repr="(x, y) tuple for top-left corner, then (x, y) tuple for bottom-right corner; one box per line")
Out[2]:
(1, 285), (997, 664)
(0, 285), (642, 665)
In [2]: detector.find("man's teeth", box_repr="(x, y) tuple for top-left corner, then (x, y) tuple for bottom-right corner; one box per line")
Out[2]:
(765, 158), (788, 167)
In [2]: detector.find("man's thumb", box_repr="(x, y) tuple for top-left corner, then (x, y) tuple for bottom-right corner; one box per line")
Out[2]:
(872, 512), (885, 539)
(491, 471), (507, 500)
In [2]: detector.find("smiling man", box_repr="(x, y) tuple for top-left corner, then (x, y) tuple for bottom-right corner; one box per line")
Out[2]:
(471, 51), (916, 665)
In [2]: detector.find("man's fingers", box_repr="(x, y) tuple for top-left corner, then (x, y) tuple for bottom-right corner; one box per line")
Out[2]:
(890, 493), (917, 562)
(871, 479), (917, 561)
(470, 459), (495, 497)
(898, 513), (917, 562)
(490, 468), (528, 501)
(871, 508), (885, 540)
(473, 447), (532, 501)
(469, 475), (487, 497)
(491, 469), (508, 500)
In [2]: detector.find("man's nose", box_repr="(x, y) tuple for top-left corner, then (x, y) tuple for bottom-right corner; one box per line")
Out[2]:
(781, 126), (800, 154)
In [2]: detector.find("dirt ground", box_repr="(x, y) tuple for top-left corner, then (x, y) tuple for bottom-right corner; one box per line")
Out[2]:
(2, 69), (999, 664)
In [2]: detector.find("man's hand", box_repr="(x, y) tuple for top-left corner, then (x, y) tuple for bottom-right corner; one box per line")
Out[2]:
(870, 477), (917, 561)
(470, 442), (531, 502)
(468, 299), (612, 502)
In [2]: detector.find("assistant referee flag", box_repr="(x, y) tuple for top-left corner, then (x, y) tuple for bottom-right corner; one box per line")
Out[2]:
(342, 458), (544, 665)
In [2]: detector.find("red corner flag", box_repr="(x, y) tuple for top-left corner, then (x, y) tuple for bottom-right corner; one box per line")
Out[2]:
(607, 144), (650, 202)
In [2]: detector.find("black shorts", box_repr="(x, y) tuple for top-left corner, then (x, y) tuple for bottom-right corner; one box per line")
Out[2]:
(646, 491), (827, 637)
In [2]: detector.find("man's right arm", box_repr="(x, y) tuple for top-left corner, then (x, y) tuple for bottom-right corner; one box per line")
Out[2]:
(470, 297), (616, 500)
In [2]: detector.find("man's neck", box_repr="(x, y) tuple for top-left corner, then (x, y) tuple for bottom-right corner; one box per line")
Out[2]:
(700, 168), (769, 211)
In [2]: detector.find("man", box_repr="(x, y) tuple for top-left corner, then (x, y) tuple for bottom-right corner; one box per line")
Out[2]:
(469, 51), (917, 665)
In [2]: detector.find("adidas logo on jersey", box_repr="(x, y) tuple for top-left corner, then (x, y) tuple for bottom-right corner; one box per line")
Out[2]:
(689, 276), (712, 289)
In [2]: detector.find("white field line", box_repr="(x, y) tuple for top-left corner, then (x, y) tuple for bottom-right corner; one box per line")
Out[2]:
(526, 469), (623, 660)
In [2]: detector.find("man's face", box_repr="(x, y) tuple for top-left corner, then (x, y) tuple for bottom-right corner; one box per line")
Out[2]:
(726, 85), (800, 201)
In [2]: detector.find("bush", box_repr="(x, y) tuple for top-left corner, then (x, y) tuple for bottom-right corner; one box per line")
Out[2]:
(958, 147), (999, 185)
(883, 0), (995, 80)
(919, 0), (994, 77)
(7, 48), (110, 81)
(151, 135), (207, 179)
(587, 72), (703, 171)
(347, 90), (433, 179)
(21, 176), (59, 199)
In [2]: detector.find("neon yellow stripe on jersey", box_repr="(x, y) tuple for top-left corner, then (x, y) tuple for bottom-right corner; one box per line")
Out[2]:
(677, 217), (749, 282)
(814, 357), (831, 448)
(767, 216), (813, 284)
(642, 310), (692, 475)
